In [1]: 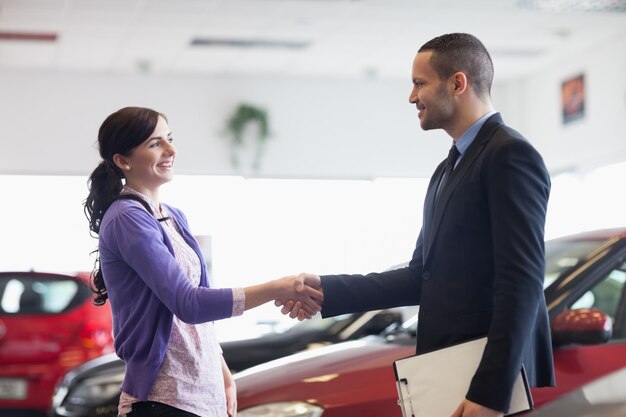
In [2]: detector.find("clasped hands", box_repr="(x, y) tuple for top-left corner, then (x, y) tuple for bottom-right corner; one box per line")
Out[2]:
(275, 273), (323, 321)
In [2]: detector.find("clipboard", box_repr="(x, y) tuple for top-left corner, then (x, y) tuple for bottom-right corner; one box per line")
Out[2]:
(393, 337), (533, 417)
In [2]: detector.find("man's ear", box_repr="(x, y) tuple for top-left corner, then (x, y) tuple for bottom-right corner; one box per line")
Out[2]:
(451, 71), (468, 96)
(112, 153), (130, 171)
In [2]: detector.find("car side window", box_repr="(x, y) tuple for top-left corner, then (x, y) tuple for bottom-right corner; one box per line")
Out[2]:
(0, 276), (82, 315)
(570, 262), (626, 339)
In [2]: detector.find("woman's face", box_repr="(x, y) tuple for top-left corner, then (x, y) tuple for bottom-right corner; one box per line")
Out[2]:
(118, 116), (176, 196)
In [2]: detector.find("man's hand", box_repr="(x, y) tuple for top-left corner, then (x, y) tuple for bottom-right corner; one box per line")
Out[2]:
(450, 399), (503, 417)
(275, 273), (323, 320)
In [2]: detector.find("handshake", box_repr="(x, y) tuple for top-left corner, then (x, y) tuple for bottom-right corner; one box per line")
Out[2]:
(274, 273), (323, 321)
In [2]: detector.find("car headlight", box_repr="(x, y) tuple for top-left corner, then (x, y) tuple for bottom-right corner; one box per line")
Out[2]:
(65, 372), (123, 407)
(239, 401), (324, 417)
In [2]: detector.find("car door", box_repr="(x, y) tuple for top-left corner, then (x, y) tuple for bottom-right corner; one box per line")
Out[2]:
(534, 257), (626, 407)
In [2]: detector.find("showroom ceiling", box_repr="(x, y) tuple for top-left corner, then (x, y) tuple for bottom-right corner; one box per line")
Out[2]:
(0, 0), (625, 80)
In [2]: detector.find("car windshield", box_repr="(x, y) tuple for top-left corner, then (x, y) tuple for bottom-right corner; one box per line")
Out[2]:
(383, 313), (418, 338)
(544, 238), (607, 288)
(285, 313), (355, 333)
(0, 274), (87, 315)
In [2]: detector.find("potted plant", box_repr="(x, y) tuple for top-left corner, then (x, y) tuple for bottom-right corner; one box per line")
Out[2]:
(225, 103), (271, 172)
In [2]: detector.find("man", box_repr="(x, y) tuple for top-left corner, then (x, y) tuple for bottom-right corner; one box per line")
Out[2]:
(278, 33), (554, 417)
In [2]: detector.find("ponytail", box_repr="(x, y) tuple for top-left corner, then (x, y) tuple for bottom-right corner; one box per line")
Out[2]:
(84, 160), (123, 305)
(85, 161), (123, 234)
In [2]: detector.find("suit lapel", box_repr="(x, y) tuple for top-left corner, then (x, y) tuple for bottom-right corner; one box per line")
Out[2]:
(423, 162), (445, 257)
(423, 114), (503, 262)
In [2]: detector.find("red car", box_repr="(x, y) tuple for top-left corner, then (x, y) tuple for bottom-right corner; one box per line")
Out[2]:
(0, 271), (113, 417)
(234, 228), (626, 417)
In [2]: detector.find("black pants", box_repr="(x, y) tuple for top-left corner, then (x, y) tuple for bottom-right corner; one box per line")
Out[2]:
(128, 401), (200, 417)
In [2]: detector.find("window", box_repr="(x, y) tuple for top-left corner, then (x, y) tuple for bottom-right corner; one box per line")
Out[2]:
(569, 262), (626, 339)
(544, 239), (608, 288)
(0, 274), (85, 315)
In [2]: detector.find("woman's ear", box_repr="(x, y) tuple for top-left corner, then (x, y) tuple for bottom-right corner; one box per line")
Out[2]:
(112, 154), (130, 171)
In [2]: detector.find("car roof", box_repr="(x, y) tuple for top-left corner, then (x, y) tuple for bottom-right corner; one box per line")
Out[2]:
(0, 271), (91, 283)
(548, 227), (626, 242)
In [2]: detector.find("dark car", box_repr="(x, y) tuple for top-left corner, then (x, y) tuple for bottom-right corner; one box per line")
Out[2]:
(223, 307), (415, 372)
(49, 307), (414, 417)
(0, 271), (114, 417)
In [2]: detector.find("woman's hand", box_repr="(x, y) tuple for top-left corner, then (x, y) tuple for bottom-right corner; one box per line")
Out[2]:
(222, 356), (237, 417)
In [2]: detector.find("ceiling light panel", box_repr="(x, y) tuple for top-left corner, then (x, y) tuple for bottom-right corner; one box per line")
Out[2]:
(517, 0), (626, 12)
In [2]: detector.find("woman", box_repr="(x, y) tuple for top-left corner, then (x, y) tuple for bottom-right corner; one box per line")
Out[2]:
(84, 107), (322, 417)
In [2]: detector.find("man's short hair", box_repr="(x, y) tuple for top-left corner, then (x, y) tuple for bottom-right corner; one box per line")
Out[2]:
(419, 33), (494, 97)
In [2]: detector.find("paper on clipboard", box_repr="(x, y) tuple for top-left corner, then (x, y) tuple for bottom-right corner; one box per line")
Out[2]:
(393, 337), (532, 417)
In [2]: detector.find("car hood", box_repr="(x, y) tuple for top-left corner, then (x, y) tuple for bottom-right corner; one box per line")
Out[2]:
(235, 335), (415, 410)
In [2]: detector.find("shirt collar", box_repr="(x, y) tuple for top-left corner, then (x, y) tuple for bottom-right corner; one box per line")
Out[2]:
(454, 111), (497, 155)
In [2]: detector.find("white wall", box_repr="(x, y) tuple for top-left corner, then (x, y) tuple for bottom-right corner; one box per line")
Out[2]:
(0, 71), (451, 179)
(3, 31), (624, 182)
(0, 33), (624, 185)
(504, 35), (626, 175)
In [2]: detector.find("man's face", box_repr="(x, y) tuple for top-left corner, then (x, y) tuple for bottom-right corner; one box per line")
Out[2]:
(408, 51), (456, 132)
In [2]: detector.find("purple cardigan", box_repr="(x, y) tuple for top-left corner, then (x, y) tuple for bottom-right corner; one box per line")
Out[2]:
(99, 199), (234, 399)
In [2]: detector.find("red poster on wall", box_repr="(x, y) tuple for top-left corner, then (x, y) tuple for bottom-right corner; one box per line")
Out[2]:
(562, 74), (585, 124)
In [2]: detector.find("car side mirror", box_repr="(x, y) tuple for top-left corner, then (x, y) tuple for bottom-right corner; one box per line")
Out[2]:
(551, 308), (612, 346)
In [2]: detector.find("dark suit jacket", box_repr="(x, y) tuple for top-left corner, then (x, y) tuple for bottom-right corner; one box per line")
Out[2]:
(320, 113), (555, 412)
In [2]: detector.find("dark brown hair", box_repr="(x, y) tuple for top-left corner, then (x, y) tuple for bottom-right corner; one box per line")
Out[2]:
(419, 33), (494, 98)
